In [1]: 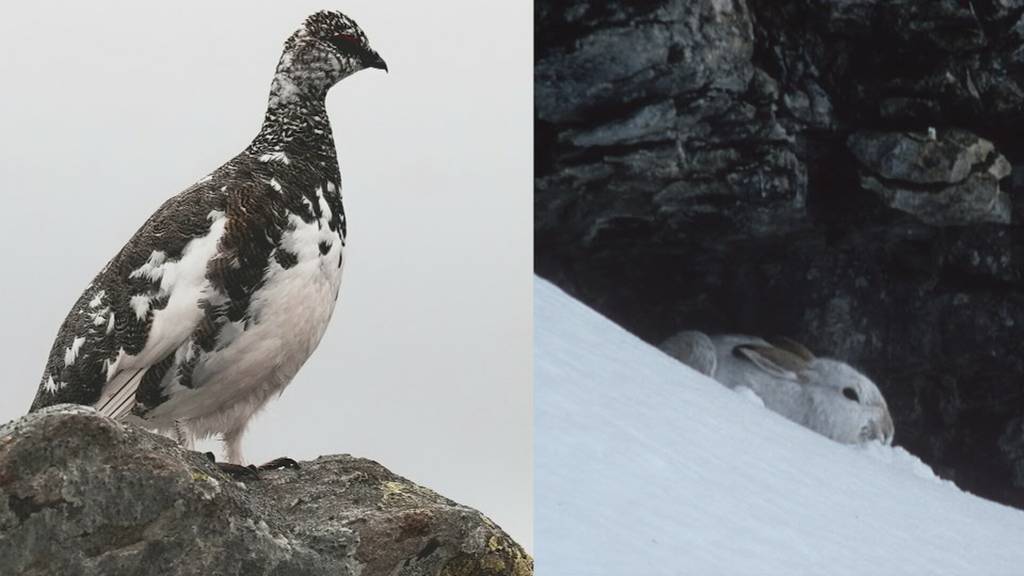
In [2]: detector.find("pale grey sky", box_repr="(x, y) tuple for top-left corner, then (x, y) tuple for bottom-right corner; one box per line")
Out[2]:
(0, 2), (532, 549)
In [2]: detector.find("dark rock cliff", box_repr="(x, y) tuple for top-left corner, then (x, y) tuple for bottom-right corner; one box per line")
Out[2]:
(0, 406), (531, 576)
(536, 0), (1024, 508)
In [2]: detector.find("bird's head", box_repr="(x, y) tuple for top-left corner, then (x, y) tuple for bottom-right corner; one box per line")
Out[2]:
(297, 10), (387, 74)
(271, 10), (387, 105)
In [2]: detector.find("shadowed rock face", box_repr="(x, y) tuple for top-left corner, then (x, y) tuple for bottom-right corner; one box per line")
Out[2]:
(0, 406), (531, 576)
(536, 0), (1024, 509)
(848, 129), (1013, 226)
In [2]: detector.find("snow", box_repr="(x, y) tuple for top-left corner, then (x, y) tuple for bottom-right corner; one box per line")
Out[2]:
(534, 277), (1024, 575)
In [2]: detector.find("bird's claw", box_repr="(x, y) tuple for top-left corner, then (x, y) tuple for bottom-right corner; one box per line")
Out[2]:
(216, 462), (261, 480)
(204, 451), (261, 479)
(202, 452), (299, 477)
(258, 457), (301, 471)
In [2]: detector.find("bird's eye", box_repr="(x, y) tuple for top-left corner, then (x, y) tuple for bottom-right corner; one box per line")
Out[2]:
(842, 387), (860, 402)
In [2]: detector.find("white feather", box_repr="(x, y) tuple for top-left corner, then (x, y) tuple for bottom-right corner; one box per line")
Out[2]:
(93, 214), (228, 419)
(64, 336), (86, 367)
(145, 199), (344, 463)
(88, 290), (105, 309)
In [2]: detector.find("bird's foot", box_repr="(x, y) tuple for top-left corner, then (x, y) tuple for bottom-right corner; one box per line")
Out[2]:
(257, 457), (300, 471)
(217, 462), (261, 479)
(204, 451), (260, 480)
(203, 452), (299, 478)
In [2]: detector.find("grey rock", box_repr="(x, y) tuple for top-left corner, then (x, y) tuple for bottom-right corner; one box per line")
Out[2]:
(535, 0), (754, 125)
(848, 130), (1013, 226)
(1000, 416), (1024, 488)
(860, 172), (1011, 226)
(536, 0), (807, 257)
(848, 130), (997, 185)
(0, 407), (531, 576)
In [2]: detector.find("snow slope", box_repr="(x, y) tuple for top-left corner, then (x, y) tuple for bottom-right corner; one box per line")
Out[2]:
(535, 277), (1024, 575)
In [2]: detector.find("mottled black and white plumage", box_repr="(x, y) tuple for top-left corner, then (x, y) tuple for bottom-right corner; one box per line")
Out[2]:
(29, 11), (387, 464)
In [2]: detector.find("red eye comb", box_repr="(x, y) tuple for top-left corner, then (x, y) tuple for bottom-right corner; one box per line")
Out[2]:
(336, 33), (360, 44)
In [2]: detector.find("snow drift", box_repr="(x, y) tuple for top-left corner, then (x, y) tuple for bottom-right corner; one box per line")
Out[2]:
(535, 277), (1024, 575)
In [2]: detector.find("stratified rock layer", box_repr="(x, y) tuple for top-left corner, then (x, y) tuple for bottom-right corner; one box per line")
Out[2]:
(848, 129), (1012, 225)
(0, 406), (531, 576)
(536, 0), (1024, 508)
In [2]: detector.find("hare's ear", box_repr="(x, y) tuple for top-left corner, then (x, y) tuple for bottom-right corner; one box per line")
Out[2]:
(733, 344), (808, 382)
(660, 330), (717, 377)
(765, 336), (816, 362)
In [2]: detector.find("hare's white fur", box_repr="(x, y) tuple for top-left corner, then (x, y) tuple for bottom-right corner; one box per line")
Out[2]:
(660, 332), (895, 445)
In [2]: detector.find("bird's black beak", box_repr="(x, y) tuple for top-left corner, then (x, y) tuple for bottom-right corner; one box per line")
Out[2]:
(365, 49), (388, 73)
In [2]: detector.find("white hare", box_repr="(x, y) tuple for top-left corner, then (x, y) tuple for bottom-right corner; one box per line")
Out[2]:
(660, 331), (894, 445)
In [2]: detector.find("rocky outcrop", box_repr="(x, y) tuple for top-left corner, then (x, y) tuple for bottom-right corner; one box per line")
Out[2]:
(848, 129), (1012, 225)
(536, 0), (1024, 508)
(0, 406), (531, 576)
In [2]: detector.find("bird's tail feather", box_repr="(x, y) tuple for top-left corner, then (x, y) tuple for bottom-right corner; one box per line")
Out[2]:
(94, 368), (147, 420)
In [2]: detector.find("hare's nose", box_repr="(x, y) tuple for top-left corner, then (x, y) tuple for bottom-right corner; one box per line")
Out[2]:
(882, 413), (895, 445)
(875, 414), (895, 446)
(862, 419), (892, 445)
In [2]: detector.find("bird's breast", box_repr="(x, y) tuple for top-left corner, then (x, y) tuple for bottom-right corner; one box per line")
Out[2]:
(145, 188), (346, 427)
(219, 190), (347, 382)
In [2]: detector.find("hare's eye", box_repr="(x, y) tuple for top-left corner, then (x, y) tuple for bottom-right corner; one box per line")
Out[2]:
(842, 387), (860, 402)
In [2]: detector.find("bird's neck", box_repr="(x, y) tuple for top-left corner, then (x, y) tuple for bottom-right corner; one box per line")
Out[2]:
(248, 69), (339, 171)
(266, 65), (330, 108)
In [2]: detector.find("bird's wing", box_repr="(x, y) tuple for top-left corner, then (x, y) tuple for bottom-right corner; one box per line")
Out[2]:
(30, 182), (232, 415)
(31, 159), (325, 417)
(93, 181), (295, 417)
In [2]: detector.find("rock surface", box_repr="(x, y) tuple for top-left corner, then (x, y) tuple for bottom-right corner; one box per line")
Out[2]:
(0, 406), (531, 576)
(848, 129), (1012, 225)
(536, 0), (1024, 509)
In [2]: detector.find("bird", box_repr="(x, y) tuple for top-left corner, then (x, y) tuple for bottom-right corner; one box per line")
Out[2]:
(28, 10), (387, 468)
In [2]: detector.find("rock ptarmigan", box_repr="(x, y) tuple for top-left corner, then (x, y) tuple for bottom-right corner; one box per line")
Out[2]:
(28, 10), (387, 466)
